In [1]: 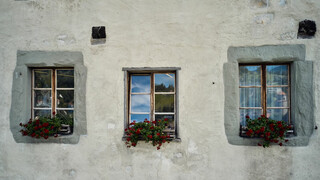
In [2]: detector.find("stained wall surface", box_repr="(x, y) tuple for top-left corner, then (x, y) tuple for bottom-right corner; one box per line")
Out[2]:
(1, 0), (320, 179)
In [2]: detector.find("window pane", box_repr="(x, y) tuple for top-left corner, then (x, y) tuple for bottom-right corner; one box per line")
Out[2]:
(130, 114), (150, 123)
(240, 109), (262, 126)
(34, 109), (51, 118)
(57, 110), (74, 119)
(34, 70), (51, 88)
(131, 94), (150, 113)
(34, 90), (51, 108)
(239, 66), (261, 86)
(131, 75), (150, 93)
(155, 94), (174, 112)
(267, 87), (289, 107)
(267, 109), (289, 123)
(155, 115), (174, 131)
(267, 65), (288, 86)
(57, 90), (74, 108)
(57, 70), (74, 88)
(239, 88), (261, 107)
(155, 73), (175, 92)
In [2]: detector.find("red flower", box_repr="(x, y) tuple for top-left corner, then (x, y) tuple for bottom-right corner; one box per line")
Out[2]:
(51, 126), (54, 130)
(35, 120), (40, 125)
(258, 143), (262, 146)
(54, 134), (58, 138)
(157, 146), (160, 150)
(148, 135), (153, 139)
(285, 139), (289, 142)
(44, 136), (49, 139)
(125, 128), (128, 132)
(43, 123), (49, 127)
(245, 115), (250, 119)
(52, 111), (56, 115)
(279, 143), (283, 146)
(136, 129), (141, 134)
(44, 129), (49, 134)
(156, 133), (160, 136)
(132, 142), (136, 147)
(152, 121), (156, 124)
(19, 123), (23, 126)
(261, 114), (265, 118)
(164, 118), (168, 121)
(126, 138), (131, 141)
(246, 129), (253, 136)
(34, 126), (38, 130)
(31, 133), (36, 137)
(150, 127), (154, 130)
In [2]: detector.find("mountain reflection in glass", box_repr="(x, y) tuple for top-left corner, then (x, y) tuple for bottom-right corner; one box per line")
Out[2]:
(155, 94), (174, 112)
(266, 65), (288, 86)
(239, 66), (261, 86)
(131, 75), (150, 93)
(34, 70), (51, 88)
(57, 70), (74, 88)
(155, 73), (175, 92)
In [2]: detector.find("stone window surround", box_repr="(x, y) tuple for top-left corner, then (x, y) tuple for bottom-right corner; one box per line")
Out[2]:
(10, 51), (87, 144)
(122, 67), (181, 142)
(224, 44), (314, 146)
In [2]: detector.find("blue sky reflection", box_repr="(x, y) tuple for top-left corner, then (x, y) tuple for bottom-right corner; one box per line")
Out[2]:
(131, 114), (150, 122)
(131, 94), (150, 112)
(131, 75), (150, 93)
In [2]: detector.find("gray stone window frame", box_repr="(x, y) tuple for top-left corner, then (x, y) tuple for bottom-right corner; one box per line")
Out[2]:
(10, 51), (87, 144)
(224, 45), (314, 146)
(122, 67), (181, 141)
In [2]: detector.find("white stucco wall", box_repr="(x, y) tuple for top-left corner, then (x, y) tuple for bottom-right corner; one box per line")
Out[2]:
(1, 0), (320, 179)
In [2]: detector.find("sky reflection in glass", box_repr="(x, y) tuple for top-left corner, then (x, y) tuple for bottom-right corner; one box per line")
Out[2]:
(155, 73), (175, 92)
(131, 75), (150, 93)
(131, 94), (150, 113)
(131, 114), (150, 122)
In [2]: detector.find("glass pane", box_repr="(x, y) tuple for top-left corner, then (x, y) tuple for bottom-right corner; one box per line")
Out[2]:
(131, 94), (150, 113)
(57, 90), (74, 108)
(34, 90), (51, 108)
(155, 73), (175, 92)
(239, 66), (261, 86)
(57, 70), (74, 88)
(130, 114), (150, 123)
(57, 110), (74, 119)
(267, 65), (288, 86)
(131, 75), (150, 93)
(267, 109), (289, 123)
(155, 115), (174, 131)
(34, 70), (51, 88)
(34, 109), (51, 118)
(155, 94), (174, 112)
(240, 109), (262, 126)
(239, 88), (261, 107)
(267, 87), (289, 107)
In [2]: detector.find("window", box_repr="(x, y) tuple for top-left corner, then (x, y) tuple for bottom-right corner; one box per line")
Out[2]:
(239, 64), (290, 126)
(225, 45), (313, 146)
(123, 67), (180, 139)
(32, 68), (74, 122)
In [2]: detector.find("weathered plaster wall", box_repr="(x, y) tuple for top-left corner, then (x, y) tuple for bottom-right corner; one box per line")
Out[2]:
(0, 0), (320, 179)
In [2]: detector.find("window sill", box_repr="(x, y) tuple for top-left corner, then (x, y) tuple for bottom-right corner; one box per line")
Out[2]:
(122, 136), (181, 142)
(15, 133), (81, 144)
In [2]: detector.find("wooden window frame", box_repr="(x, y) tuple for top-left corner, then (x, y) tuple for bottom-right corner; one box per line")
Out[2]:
(127, 71), (177, 135)
(239, 63), (291, 125)
(31, 67), (74, 119)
